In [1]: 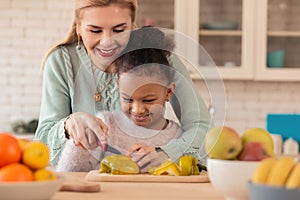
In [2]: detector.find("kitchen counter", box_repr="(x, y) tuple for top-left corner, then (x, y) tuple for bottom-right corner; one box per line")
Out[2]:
(53, 172), (225, 200)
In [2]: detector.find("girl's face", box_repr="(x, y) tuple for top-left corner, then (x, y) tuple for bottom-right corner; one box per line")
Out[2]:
(76, 4), (133, 71)
(118, 73), (175, 130)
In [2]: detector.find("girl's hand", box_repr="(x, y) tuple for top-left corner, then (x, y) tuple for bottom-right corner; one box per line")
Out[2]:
(127, 144), (169, 173)
(64, 112), (108, 150)
(127, 143), (155, 155)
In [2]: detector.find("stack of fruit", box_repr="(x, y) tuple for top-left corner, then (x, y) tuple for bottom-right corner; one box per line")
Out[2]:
(0, 132), (56, 182)
(205, 126), (275, 161)
(204, 126), (276, 200)
(205, 126), (300, 199)
(251, 156), (300, 188)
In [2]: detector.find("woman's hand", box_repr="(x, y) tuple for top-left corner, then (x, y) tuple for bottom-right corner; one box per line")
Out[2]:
(127, 144), (169, 173)
(64, 112), (108, 150)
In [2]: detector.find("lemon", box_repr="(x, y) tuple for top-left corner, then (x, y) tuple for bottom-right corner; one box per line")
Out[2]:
(22, 141), (50, 170)
(34, 168), (57, 181)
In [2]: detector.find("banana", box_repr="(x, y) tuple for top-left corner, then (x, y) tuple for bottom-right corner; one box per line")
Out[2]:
(285, 163), (300, 188)
(251, 157), (276, 184)
(266, 156), (295, 186)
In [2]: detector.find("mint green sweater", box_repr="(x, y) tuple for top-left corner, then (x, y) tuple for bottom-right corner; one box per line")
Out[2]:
(35, 42), (210, 165)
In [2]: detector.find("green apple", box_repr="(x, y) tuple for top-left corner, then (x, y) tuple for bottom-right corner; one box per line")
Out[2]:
(241, 128), (274, 157)
(205, 126), (242, 160)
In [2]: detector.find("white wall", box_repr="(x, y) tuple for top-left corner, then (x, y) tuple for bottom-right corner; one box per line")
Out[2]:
(194, 80), (300, 133)
(1, 0), (300, 134)
(0, 0), (73, 131)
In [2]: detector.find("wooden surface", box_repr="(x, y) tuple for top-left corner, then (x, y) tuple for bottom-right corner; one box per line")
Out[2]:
(86, 170), (210, 183)
(52, 172), (225, 200)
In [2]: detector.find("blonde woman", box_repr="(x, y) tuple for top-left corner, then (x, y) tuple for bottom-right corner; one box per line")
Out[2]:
(35, 0), (210, 167)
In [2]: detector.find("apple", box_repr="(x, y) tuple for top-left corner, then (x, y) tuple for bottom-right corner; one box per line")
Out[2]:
(238, 142), (271, 161)
(241, 128), (275, 157)
(205, 126), (242, 160)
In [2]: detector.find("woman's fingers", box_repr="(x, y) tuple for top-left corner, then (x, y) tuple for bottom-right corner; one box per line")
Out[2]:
(93, 117), (108, 151)
(64, 112), (109, 150)
(69, 117), (87, 146)
(85, 128), (98, 149)
(74, 123), (90, 149)
(95, 117), (108, 136)
(94, 117), (108, 141)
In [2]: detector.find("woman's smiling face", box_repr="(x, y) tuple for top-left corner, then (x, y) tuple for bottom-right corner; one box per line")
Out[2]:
(76, 4), (133, 71)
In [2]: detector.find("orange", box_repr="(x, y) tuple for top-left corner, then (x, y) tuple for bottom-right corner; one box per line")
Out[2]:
(0, 163), (34, 182)
(22, 141), (50, 170)
(34, 168), (57, 181)
(0, 133), (22, 167)
(17, 138), (31, 151)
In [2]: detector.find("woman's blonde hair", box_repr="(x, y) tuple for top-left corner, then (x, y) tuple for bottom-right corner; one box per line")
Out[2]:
(41, 0), (138, 67)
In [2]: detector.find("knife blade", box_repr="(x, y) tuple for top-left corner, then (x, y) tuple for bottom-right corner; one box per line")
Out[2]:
(106, 144), (122, 154)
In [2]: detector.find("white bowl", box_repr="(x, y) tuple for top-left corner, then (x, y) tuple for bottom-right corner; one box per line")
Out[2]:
(207, 158), (260, 200)
(0, 176), (64, 200)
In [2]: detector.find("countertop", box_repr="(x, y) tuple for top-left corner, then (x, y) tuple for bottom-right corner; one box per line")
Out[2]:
(53, 172), (225, 200)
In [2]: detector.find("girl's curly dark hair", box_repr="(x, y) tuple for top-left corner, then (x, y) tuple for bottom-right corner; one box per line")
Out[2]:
(115, 26), (175, 83)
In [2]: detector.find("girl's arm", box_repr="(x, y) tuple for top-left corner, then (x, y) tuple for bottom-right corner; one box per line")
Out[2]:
(56, 139), (100, 172)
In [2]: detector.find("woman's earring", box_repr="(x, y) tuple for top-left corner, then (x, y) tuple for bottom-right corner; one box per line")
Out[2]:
(76, 35), (81, 50)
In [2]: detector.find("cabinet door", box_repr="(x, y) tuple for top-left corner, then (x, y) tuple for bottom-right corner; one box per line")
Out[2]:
(136, 0), (175, 29)
(255, 0), (300, 81)
(176, 0), (255, 80)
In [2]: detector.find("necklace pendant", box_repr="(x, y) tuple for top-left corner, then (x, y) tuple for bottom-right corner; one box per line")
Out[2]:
(94, 93), (102, 102)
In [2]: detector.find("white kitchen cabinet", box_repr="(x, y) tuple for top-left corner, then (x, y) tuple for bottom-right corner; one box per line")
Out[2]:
(138, 0), (255, 80)
(255, 0), (300, 81)
(174, 0), (300, 81)
(136, 0), (175, 28)
(175, 0), (255, 80)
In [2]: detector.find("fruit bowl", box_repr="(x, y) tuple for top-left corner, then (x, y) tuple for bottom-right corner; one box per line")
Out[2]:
(248, 182), (300, 200)
(0, 176), (64, 200)
(207, 158), (260, 200)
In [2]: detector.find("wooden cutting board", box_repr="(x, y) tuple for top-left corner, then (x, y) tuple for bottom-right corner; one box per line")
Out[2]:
(85, 170), (210, 183)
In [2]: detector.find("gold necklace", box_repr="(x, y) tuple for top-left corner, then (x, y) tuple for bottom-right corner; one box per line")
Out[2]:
(91, 64), (114, 102)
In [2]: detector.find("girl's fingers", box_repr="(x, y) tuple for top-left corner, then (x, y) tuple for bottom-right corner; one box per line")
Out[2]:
(127, 143), (143, 155)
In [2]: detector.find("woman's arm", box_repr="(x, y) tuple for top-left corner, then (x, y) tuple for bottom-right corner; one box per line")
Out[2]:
(35, 47), (72, 166)
(161, 54), (211, 161)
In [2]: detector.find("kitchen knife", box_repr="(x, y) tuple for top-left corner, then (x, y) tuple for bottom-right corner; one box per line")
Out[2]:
(107, 144), (122, 154)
